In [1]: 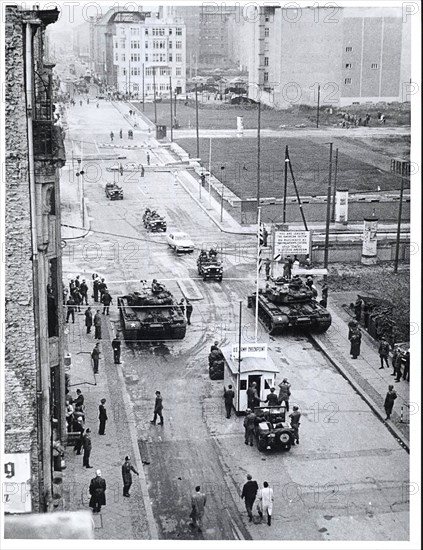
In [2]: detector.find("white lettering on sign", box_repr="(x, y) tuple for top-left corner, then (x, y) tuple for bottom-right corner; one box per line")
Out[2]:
(231, 343), (267, 359)
(3, 453), (32, 513)
(274, 231), (310, 256)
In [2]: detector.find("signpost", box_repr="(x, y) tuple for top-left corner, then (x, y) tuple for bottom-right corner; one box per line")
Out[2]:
(274, 230), (311, 257)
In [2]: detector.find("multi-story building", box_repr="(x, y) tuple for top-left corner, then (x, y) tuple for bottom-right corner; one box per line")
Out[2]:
(4, 5), (66, 513)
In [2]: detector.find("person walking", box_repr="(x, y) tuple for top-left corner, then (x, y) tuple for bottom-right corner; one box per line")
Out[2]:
(110, 131), (114, 142)
(94, 310), (102, 340)
(122, 455), (139, 497)
(349, 327), (362, 359)
(119, 128), (123, 139)
(278, 378), (291, 411)
(91, 343), (101, 374)
(185, 300), (193, 325)
(66, 296), (76, 323)
(98, 398), (108, 435)
(189, 486), (207, 532)
(289, 406), (301, 445)
(89, 470), (106, 513)
(101, 290), (112, 315)
(82, 428), (93, 468)
(223, 385), (235, 419)
(262, 387), (279, 406)
(378, 337), (390, 369)
(241, 474), (259, 522)
(384, 385), (397, 420)
(257, 481), (274, 526)
(243, 408), (257, 446)
(112, 334), (122, 364)
(85, 306), (93, 334)
(150, 391), (164, 425)
(79, 279), (89, 305)
(146, 151), (150, 165)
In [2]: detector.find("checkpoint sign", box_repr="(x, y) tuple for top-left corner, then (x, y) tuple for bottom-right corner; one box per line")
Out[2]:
(274, 230), (310, 256)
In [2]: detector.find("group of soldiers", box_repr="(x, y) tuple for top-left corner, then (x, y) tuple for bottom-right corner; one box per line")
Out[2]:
(65, 274), (113, 324)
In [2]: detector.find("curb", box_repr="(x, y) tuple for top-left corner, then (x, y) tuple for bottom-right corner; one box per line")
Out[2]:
(309, 333), (410, 454)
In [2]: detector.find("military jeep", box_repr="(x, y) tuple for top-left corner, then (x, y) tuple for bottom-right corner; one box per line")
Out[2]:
(105, 182), (123, 200)
(253, 406), (295, 452)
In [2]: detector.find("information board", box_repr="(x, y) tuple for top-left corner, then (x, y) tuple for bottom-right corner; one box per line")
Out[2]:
(274, 230), (310, 256)
(231, 343), (267, 359)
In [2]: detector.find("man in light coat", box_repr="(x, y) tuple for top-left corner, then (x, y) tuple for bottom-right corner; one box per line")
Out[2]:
(189, 485), (207, 532)
(258, 481), (274, 526)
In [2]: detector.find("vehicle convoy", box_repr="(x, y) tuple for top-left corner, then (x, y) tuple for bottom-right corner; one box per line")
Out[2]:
(254, 406), (295, 452)
(247, 275), (332, 334)
(105, 182), (123, 200)
(143, 208), (167, 232)
(117, 280), (186, 341)
(197, 248), (223, 281)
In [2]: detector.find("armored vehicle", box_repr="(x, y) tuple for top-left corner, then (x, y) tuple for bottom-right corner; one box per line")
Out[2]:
(143, 208), (167, 232)
(117, 282), (186, 341)
(247, 276), (331, 334)
(208, 348), (224, 380)
(105, 182), (123, 200)
(253, 406), (295, 452)
(197, 249), (223, 281)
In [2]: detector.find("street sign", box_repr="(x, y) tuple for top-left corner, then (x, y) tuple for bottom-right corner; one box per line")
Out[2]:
(274, 230), (310, 256)
(231, 343), (267, 359)
(3, 453), (32, 513)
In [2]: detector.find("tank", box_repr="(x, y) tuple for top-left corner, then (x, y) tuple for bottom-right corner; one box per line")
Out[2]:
(247, 276), (332, 334)
(117, 285), (186, 341)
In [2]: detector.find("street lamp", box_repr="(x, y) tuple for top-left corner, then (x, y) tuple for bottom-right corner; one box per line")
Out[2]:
(76, 159), (85, 227)
(220, 166), (225, 222)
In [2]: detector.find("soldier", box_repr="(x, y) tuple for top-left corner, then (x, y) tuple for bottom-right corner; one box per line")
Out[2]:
(72, 287), (82, 312)
(247, 382), (260, 410)
(82, 428), (93, 468)
(262, 387), (279, 406)
(93, 275), (100, 302)
(98, 398), (108, 435)
(150, 391), (164, 425)
(289, 406), (301, 445)
(66, 295), (76, 323)
(278, 378), (291, 411)
(112, 334), (121, 364)
(97, 278), (107, 300)
(186, 300), (193, 325)
(121, 455), (139, 497)
(384, 385), (397, 420)
(85, 306), (93, 334)
(91, 343), (101, 374)
(378, 337), (390, 369)
(74, 275), (81, 288)
(94, 310), (102, 340)
(349, 326), (362, 359)
(80, 279), (89, 305)
(264, 258), (271, 281)
(243, 408), (257, 446)
(101, 290), (112, 315)
(223, 385), (235, 419)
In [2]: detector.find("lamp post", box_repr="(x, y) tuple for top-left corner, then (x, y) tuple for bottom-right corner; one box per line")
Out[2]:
(76, 159), (85, 227)
(220, 166), (225, 222)
(174, 88), (177, 119)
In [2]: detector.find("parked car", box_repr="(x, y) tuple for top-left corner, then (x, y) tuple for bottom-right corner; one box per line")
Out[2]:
(166, 232), (195, 253)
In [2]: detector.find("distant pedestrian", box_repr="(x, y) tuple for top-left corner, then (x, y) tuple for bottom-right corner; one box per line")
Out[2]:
(257, 481), (273, 526)
(200, 173), (206, 187)
(150, 391), (164, 425)
(93, 276), (100, 302)
(394, 350), (403, 382)
(96, 102), (99, 109)
(223, 385), (235, 418)
(80, 279), (89, 305)
(289, 406), (301, 445)
(119, 128), (123, 139)
(262, 387), (279, 406)
(349, 327), (362, 359)
(241, 474), (258, 522)
(94, 310), (102, 339)
(146, 152), (150, 165)
(189, 486), (207, 532)
(186, 300), (193, 325)
(243, 408), (256, 446)
(348, 319), (358, 340)
(122, 455), (139, 497)
(74, 275), (80, 288)
(85, 306), (93, 334)
(402, 351), (410, 382)
(378, 337), (390, 369)
(383, 385), (397, 420)
(110, 131), (114, 142)
(363, 302), (370, 329)
(75, 388), (85, 409)
(391, 346), (401, 376)
(66, 296), (76, 323)
(73, 417), (84, 454)
(112, 334), (122, 364)
(141, 165), (145, 177)
(264, 258), (271, 281)
(278, 378), (291, 411)
(101, 290), (112, 315)
(98, 398), (108, 435)
(82, 428), (92, 468)
(98, 278), (107, 300)
(179, 298), (185, 316)
(89, 469), (106, 513)
(321, 282), (328, 302)
(354, 296), (363, 321)
(79, 100), (83, 107)
(91, 343), (101, 374)
(72, 288), (82, 312)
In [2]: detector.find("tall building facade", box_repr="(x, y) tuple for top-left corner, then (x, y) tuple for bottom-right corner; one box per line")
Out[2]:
(4, 5), (66, 513)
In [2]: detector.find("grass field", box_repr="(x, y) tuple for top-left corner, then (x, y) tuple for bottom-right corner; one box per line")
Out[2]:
(176, 136), (405, 198)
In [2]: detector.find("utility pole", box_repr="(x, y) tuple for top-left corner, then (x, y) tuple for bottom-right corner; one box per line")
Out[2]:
(153, 67), (157, 124)
(283, 145), (288, 223)
(174, 88), (177, 119)
(323, 142), (333, 277)
(220, 166), (225, 222)
(237, 299), (242, 412)
(195, 83), (200, 159)
(256, 101), (261, 219)
(169, 76), (173, 142)
(142, 63), (145, 112)
(391, 159), (409, 273)
(331, 147), (338, 222)
(316, 84), (320, 128)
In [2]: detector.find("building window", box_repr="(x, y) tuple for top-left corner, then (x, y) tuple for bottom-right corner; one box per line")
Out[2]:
(176, 67), (181, 76)
(345, 63), (352, 69)
(264, 28), (269, 37)
(145, 54), (149, 62)
(169, 28), (173, 35)
(176, 27), (182, 35)
(169, 41), (172, 49)
(145, 41), (148, 49)
(115, 41), (118, 49)
(176, 53), (182, 63)
(264, 56), (269, 66)
(120, 39), (125, 48)
(169, 53), (173, 62)
(344, 77), (352, 84)
(264, 71), (269, 82)
(131, 67), (140, 76)
(146, 67), (153, 76)
(115, 53), (118, 62)
(131, 41), (140, 49)
(176, 41), (182, 49)
(346, 46), (353, 52)
(160, 67), (168, 76)
(122, 54), (125, 62)
(371, 63), (378, 69)
(121, 28), (125, 36)
(145, 29), (148, 35)
(130, 27), (139, 36)
(131, 53), (140, 62)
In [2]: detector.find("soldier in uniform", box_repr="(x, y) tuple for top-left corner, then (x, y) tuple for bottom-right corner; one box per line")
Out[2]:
(101, 290), (113, 315)
(243, 408), (257, 446)
(112, 334), (122, 364)
(150, 391), (164, 425)
(289, 406), (301, 445)
(80, 279), (89, 305)
(94, 310), (102, 340)
(247, 382), (260, 410)
(121, 455), (139, 497)
(223, 385), (235, 418)
(262, 387), (279, 406)
(66, 295), (76, 323)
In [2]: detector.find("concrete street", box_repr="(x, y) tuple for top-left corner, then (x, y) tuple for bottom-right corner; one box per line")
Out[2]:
(60, 98), (409, 541)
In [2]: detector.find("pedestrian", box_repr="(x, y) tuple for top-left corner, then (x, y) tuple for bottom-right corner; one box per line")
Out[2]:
(354, 296), (363, 321)
(383, 385), (397, 420)
(73, 417), (84, 454)
(72, 288), (82, 312)
(66, 296), (76, 323)
(257, 481), (273, 526)
(75, 388), (85, 408)
(349, 327), (362, 359)
(80, 279), (89, 305)
(289, 406), (301, 445)
(402, 351), (410, 382)
(185, 299), (193, 325)
(348, 319), (358, 340)
(89, 469), (106, 513)
(82, 428), (93, 468)
(94, 310), (102, 340)
(363, 302), (370, 329)
(101, 290), (112, 315)
(241, 474), (259, 522)
(98, 398), (108, 435)
(98, 278), (107, 300)
(85, 306), (93, 334)
(243, 408), (257, 446)
(278, 378), (291, 411)
(66, 402), (74, 432)
(119, 128), (123, 139)
(150, 391), (164, 425)
(79, 99), (83, 107)
(246, 382), (260, 410)
(96, 102), (99, 109)
(179, 298), (185, 316)
(200, 173), (206, 187)
(91, 343), (101, 374)
(264, 258), (271, 281)
(93, 276), (100, 302)
(146, 152), (150, 165)
(74, 275), (80, 288)
(141, 165), (145, 177)
(378, 337), (390, 369)
(262, 387), (279, 406)
(110, 131), (114, 142)
(223, 385), (235, 419)
(394, 350), (403, 382)
(189, 486), (207, 532)
(122, 455), (139, 497)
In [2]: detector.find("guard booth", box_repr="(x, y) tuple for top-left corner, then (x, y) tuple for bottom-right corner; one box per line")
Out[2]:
(156, 124), (167, 139)
(221, 343), (279, 414)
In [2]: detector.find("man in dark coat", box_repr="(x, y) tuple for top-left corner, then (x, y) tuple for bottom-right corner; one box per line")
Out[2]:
(402, 351), (410, 382)
(66, 296), (76, 323)
(98, 279), (107, 300)
(223, 385), (235, 419)
(79, 279), (89, 305)
(112, 334), (122, 364)
(82, 428), (92, 468)
(89, 470), (106, 513)
(289, 406), (301, 445)
(378, 337), (390, 369)
(241, 474), (259, 522)
(85, 307), (93, 334)
(263, 387), (279, 406)
(278, 378), (291, 411)
(72, 288), (82, 312)
(98, 398), (108, 435)
(243, 409), (257, 446)
(73, 417), (84, 455)
(101, 290), (112, 315)
(121, 455), (139, 497)
(94, 310), (102, 340)
(349, 327), (362, 359)
(93, 276), (100, 302)
(185, 300), (193, 325)
(91, 343), (101, 374)
(384, 385), (397, 420)
(150, 391), (164, 425)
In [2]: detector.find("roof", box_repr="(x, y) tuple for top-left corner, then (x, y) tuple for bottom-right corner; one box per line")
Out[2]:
(221, 345), (280, 375)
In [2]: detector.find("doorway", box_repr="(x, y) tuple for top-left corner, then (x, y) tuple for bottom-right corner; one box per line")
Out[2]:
(248, 374), (261, 400)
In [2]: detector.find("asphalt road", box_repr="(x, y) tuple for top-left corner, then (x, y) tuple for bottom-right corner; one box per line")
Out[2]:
(61, 99), (409, 541)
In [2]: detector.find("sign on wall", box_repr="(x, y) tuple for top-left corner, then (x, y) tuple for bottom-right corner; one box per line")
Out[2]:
(231, 343), (267, 359)
(274, 230), (310, 256)
(3, 453), (32, 513)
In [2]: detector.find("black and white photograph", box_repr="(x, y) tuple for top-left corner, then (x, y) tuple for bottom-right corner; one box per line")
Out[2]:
(0, 1), (420, 548)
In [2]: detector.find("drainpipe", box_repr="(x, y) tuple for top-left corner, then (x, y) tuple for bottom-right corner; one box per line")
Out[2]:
(25, 19), (52, 512)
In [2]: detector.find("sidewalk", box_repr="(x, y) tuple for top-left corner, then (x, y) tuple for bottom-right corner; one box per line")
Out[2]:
(310, 290), (410, 450)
